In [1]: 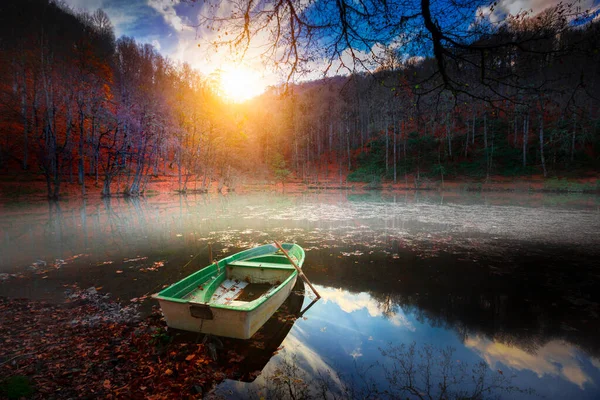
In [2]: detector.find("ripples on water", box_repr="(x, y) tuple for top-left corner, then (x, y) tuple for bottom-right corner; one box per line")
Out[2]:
(1, 191), (599, 399)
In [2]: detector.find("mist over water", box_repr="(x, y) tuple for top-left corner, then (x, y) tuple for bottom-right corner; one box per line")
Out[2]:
(1, 191), (599, 399)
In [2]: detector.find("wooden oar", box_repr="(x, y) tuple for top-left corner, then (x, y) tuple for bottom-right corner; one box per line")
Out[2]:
(274, 241), (321, 299)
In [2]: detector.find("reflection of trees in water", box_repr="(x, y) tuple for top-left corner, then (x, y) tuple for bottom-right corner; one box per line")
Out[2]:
(1, 193), (290, 271)
(241, 343), (530, 400)
(1, 195), (211, 269)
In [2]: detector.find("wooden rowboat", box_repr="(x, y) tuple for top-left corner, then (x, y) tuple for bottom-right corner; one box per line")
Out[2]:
(153, 243), (305, 339)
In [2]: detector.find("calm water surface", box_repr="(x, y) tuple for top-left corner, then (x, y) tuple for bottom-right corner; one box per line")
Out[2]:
(1, 191), (599, 399)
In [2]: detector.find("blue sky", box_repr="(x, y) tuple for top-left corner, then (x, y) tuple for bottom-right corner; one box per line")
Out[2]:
(65, 0), (194, 54)
(64, 0), (600, 91)
(64, 0), (268, 84)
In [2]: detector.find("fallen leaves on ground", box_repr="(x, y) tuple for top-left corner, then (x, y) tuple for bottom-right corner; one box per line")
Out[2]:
(0, 290), (230, 399)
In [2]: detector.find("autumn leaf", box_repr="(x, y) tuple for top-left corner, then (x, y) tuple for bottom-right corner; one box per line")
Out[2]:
(186, 354), (196, 361)
(164, 368), (174, 376)
(103, 379), (111, 389)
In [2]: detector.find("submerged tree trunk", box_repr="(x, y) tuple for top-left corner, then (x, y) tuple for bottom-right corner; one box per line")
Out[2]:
(102, 175), (112, 197)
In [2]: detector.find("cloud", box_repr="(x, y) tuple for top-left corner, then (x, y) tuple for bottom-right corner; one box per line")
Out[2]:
(105, 10), (139, 36)
(165, 22), (283, 94)
(466, 336), (595, 389)
(477, 0), (597, 24)
(147, 0), (188, 32)
(64, 0), (104, 10)
(318, 286), (416, 332)
(242, 328), (344, 391)
(61, 0), (157, 37)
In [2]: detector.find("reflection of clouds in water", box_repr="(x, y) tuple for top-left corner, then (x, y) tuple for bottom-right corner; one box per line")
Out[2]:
(466, 336), (595, 389)
(389, 313), (416, 331)
(318, 286), (415, 332)
(264, 327), (343, 388)
(350, 347), (363, 359)
(283, 329), (342, 386)
(221, 327), (344, 395)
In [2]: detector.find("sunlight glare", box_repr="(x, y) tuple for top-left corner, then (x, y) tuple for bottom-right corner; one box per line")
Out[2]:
(218, 66), (265, 102)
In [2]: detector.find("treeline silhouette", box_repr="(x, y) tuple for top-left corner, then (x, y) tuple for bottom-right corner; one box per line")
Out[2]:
(0, 0), (598, 199)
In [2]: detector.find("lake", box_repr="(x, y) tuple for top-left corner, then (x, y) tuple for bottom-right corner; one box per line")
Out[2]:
(1, 191), (599, 399)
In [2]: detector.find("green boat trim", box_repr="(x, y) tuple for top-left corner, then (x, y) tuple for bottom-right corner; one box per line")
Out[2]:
(154, 243), (305, 312)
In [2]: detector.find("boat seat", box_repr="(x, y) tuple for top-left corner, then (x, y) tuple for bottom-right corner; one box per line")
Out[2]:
(228, 260), (296, 269)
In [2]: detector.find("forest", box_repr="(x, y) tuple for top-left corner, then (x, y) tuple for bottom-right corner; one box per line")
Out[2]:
(0, 0), (599, 199)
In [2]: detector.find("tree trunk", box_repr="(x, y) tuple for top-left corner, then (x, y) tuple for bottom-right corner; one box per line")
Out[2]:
(523, 115), (529, 168)
(472, 114), (476, 144)
(21, 67), (28, 170)
(338, 122), (343, 186)
(346, 119), (351, 170)
(489, 125), (495, 179)
(385, 114), (389, 174)
(102, 176), (112, 197)
(513, 115), (518, 147)
(539, 114), (547, 177)
(78, 107), (85, 196)
(484, 113), (489, 177)
(177, 147), (183, 192)
(446, 117), (452, 158)
(464, 118), (469, 157)
(393, 114), (397, 183)
(571, 117), (576, 162)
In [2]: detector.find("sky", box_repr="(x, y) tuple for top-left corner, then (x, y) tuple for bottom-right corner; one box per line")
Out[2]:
(64, 0), (280, 99)
(63, 0), (600, 99)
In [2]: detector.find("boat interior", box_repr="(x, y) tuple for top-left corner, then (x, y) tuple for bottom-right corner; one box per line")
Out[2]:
(181, 253), (297, 307)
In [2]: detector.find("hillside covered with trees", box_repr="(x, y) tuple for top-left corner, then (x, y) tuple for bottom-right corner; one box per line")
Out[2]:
(0, 0), (599, 199)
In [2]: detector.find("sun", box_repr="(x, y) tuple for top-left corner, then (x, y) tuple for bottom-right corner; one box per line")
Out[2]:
(218, 65), (266, 102)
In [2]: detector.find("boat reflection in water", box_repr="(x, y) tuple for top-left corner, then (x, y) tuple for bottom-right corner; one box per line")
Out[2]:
(221, 280), (311, 382)
(167, 280), (310, 383)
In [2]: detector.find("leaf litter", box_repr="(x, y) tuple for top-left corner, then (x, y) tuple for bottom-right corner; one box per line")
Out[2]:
(0, 288), (237, 399)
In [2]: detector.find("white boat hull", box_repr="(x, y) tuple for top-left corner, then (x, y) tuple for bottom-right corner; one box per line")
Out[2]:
(158, 274), (297, 339)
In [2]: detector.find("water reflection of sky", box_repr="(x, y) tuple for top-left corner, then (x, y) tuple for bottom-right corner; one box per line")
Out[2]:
(1, 192), (599, 399)
(217, 284), (600, 399)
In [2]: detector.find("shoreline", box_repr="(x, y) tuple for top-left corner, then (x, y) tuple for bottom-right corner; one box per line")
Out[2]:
(1, 173), (598, 201)
(0, 285), (303, 399)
